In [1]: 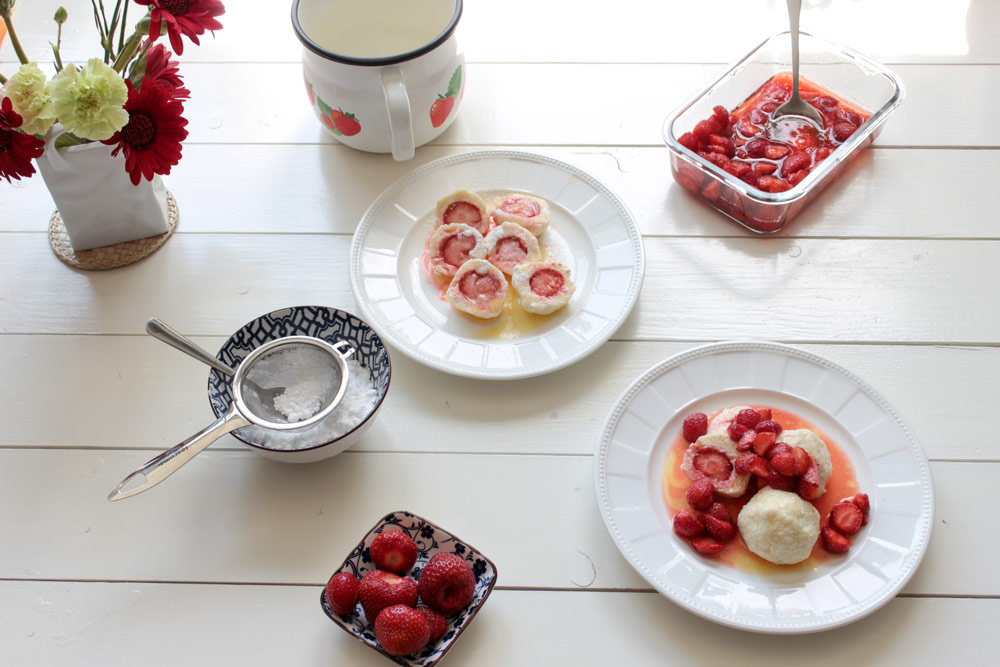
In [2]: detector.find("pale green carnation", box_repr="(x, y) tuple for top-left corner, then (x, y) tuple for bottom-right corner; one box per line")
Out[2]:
(49, 59), (129, 141)
(2, 63), (57, 136)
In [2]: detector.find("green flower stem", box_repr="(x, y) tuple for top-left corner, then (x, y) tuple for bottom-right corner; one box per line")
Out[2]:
(1, 12), (30, 65)
(112, 28), (142, 73)
(0, 71), (7, 85)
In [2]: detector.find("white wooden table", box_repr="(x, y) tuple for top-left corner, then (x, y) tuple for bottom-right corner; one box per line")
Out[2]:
(2, 1), (998, 663)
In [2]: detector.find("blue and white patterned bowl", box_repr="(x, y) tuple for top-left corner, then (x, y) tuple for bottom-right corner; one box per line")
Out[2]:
(208, 305), (391, 463)
(320, 511), (498, 666)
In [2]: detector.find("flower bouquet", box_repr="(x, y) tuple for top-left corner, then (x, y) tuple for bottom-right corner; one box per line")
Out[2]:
(1, 1), (224, 254)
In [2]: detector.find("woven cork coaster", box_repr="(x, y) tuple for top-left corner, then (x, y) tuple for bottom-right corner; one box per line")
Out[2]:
(48, 191), (179, 270)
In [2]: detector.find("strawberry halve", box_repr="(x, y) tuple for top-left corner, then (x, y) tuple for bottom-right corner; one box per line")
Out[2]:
(680, 433), (751, 497)
(445, 259), (508, 318)
(435, 189), (490, 235)
(511, 261), (575, 314)
(484, 222), (541, 275)
(491, 193), (550, 236)
(428, 223), (487, 278)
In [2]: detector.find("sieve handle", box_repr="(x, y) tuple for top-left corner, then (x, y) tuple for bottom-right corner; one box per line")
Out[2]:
(146, 318), (235, 377)
(107, 404), (249, 501)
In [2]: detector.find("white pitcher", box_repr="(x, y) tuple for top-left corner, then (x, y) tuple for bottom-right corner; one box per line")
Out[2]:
(292, 0), (465, 161)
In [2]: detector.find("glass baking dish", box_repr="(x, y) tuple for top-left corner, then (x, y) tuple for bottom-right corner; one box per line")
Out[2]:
(663, 31), (904, 233)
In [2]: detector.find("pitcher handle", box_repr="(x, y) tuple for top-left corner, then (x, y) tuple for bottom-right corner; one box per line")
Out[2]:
(380, 66), (415, 161)
(42, 123), (71, 171)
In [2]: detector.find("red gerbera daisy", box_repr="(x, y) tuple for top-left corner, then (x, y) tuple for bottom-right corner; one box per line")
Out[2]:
(136, 0), (225, 55)
(0, 97), (45, 183)
(142, 43), (190, 99)
(102, 79), (189, 186)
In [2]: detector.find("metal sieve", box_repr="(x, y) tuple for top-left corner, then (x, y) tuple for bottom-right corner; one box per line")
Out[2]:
(108, 335), (354, 501)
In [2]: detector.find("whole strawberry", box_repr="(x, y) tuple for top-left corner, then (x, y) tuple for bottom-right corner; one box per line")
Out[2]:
(416, 605), (448, 643)
(371, 530), (419, 574)
(374, 604), (431, 657)
(417, 552), (476, 615)
(358, 570), (418, 621)
(325, 571), (360, 616)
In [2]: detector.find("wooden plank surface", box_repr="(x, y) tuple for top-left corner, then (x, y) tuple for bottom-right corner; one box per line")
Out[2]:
(0, 0), (995, 662)
(3, 145), (998, 239)
(0, 336), (991, 461)
(0, 449), (982, 597)
(3, 582), (997, 666)
(1, 234), (998, 345)
(4, 0), (997, 65)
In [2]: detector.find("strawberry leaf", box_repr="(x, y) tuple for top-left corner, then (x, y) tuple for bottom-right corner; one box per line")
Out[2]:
(316, 96), (333, 116)
(445, 65), (462, 98)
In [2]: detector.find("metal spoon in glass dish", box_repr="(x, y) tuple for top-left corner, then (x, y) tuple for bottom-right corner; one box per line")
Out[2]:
(107, 331), (355, 501)
(772, 0), (824, 128)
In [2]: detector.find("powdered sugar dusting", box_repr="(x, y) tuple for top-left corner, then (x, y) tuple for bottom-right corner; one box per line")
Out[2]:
(238, 357), (379, 450)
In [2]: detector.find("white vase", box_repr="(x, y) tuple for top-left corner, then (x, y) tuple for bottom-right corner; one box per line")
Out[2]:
(36, 125), (171, 251)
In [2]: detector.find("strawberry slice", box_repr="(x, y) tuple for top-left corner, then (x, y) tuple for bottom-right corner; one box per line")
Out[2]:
(673, 510), (705, 538)
(706, 502), (732, 524)
(685, 479), (715, 511)
(739, 429), (758, 451)
(849, 492), (871, 525)
(797, 460), (821, 499)
(820, 527), (851, 554)
(734, 453), (758, 475)
(692, 449), (733, 481)
(767, 469), (797, 492)
(755, 419), (782, 434)
(829, 502), (864, 535)
(756, 408), (772, 420)
(442, 201), (483, 227)
(769, 451), (799, 477)
(753, 432), (776, 457)
(790, 447), (812, 476)
(701, 515), (736, 542)
(734, 408), (762, 429)
(690, 535), (725, 556)
(728, 421), (748, 442)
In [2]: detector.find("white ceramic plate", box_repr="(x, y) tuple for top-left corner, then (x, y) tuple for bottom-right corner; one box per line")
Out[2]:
(594, 341), (934, 633)
(349, 151), (644, 379)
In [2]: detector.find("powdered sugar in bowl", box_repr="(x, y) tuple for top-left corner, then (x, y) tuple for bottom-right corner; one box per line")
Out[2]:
(209, 306), (391, 463)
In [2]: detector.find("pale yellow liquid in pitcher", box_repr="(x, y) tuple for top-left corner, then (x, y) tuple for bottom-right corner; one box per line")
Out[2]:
(298, 0), (455, 58)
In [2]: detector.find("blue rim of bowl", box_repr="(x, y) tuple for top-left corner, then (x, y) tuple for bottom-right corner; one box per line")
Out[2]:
(291, 0), (463, 67)
(319, 510), (498, 666)
(208, 305), (391, 454)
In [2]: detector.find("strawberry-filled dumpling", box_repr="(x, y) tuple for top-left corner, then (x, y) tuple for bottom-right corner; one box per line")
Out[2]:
(484, 222), (541, 275)
(491, 193), (550, 236)
(446, 259), (508, 319)
(436, 189), (490, 235)
(511, 261), (575, 315)
(428, 223), (487, 279)
(680, 433), (751, 497)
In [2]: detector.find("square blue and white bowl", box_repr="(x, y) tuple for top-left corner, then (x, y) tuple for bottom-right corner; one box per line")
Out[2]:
(208, 305), (391, 463)
(321, 511), (498, 667)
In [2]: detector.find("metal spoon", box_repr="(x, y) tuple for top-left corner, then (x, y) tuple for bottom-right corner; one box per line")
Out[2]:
(145, 318), (284, 405)
(772, 0), (824, 128)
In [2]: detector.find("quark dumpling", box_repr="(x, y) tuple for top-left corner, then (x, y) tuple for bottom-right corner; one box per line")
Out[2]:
(484, 222), (542, 275)
(428, 223), (487, 278)
(491, 193), (551, 236)
(436, 189), (490, 235)
(445, 259), (508, 319)
(777, 429), (833, 499)
(680, 432), (751, 497)
(511, 261), (575, 315)
(738, 486), (821, 565)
